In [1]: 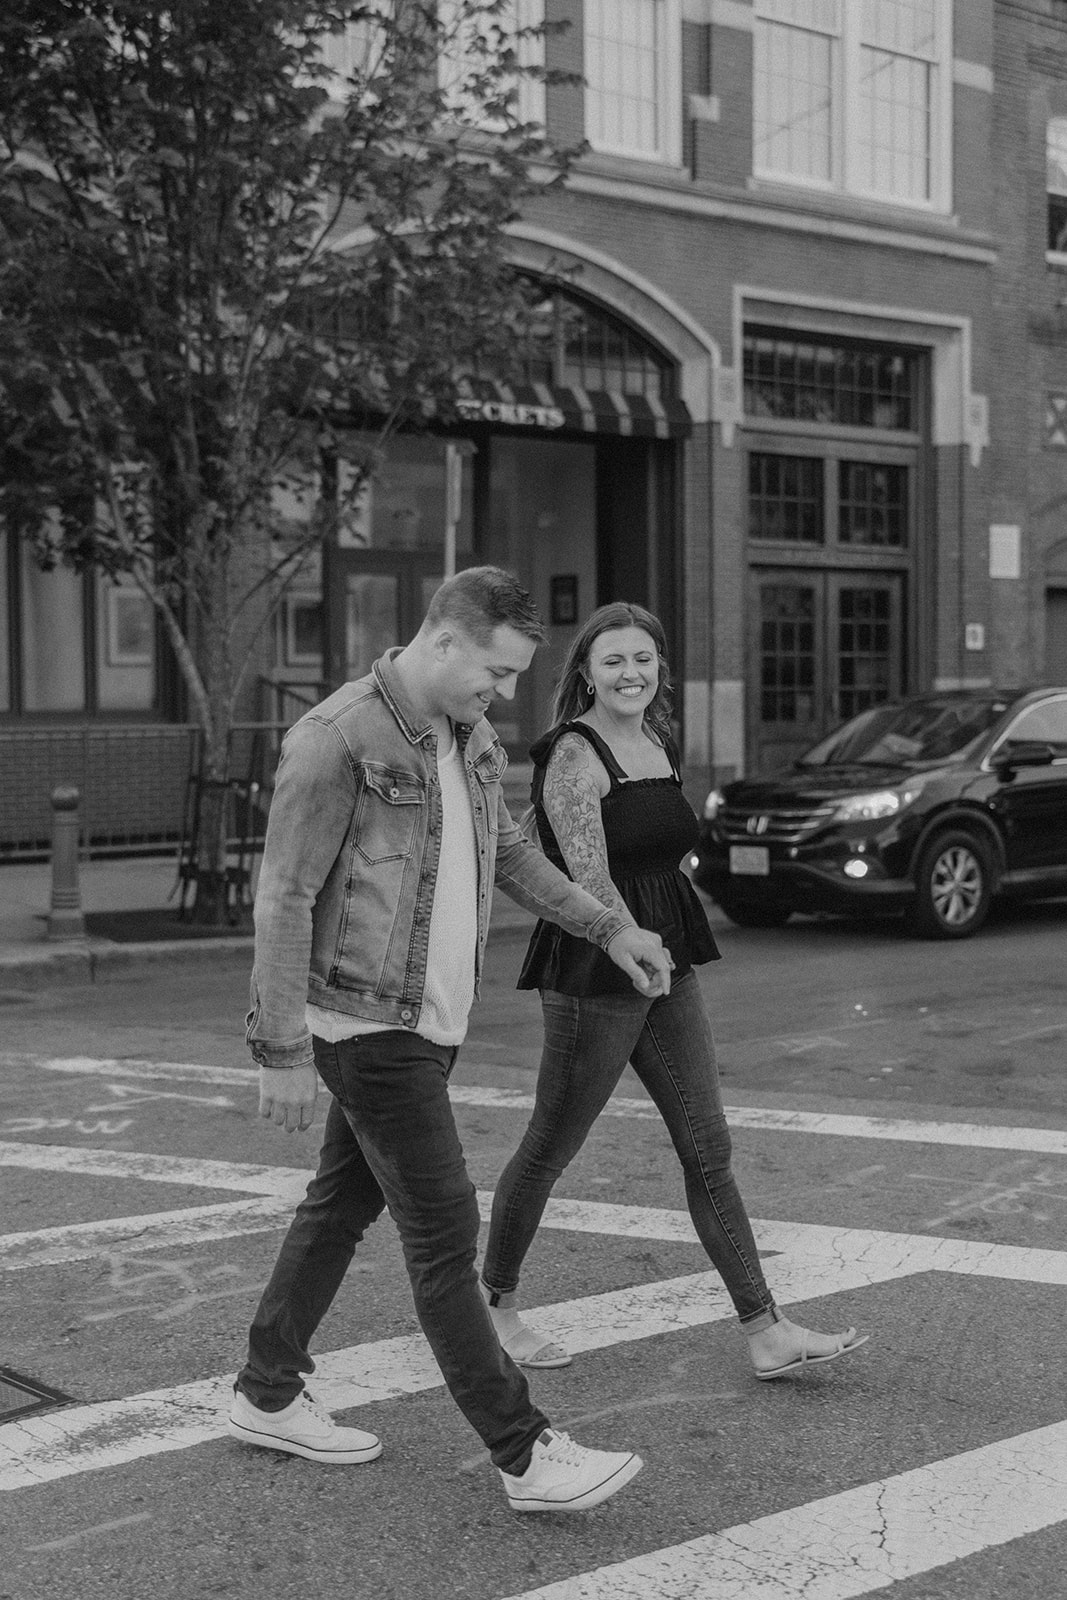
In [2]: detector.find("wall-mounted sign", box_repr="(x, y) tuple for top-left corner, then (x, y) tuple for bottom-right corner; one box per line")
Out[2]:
(550, 574), (578, 627)
(455, 397), (566, 429)
(989, 524), (1021, 580)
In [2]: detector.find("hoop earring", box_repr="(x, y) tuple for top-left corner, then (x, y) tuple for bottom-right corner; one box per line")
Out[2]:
(584, 680), (595, 699)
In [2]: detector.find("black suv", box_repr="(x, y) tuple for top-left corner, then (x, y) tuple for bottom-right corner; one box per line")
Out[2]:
(691, 687), (1067, 939)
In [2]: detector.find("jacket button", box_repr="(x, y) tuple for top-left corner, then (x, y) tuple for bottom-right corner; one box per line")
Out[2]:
(389, 786), (399, 798)
(400, 1008), (414, 1023)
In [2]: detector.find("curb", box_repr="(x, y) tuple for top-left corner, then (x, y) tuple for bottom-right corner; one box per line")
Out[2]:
(0, 908), (539, 988)
(0, 935), (255, 989)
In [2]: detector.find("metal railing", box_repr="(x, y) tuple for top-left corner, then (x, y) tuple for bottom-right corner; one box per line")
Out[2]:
(0, 721), (288, 864)
(257, 676), (321, 729)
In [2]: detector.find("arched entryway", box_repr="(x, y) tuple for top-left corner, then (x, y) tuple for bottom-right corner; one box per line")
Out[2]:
(317, 278), (696, 756)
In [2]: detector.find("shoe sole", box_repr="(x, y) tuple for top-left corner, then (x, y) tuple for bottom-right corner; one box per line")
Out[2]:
(506, 1452), (643, 1512)
(227, 1418), (383, 1464)
(512, 1349), (573, 1371)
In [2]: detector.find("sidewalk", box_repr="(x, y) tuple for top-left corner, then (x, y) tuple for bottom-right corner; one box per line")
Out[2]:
(0, 854), (538, 988)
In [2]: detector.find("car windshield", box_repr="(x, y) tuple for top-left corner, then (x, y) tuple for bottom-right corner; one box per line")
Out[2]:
(797, 697), (1012, 768)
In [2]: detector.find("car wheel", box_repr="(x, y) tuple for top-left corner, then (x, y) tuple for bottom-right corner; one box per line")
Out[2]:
(715, 893), (792, 929)
(905, 830), (992, 939)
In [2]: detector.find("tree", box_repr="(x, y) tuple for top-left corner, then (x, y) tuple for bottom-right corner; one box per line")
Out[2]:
(0, 0), (571, 921)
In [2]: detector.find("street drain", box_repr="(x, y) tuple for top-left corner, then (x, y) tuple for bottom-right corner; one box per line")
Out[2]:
(0, 1367), (73, 1420)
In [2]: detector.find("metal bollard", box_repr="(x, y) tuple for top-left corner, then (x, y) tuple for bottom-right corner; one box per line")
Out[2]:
(47, 785), (86, 940)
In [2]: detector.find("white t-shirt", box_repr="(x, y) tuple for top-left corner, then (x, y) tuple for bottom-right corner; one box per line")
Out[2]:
(306, 726), (479, 1048)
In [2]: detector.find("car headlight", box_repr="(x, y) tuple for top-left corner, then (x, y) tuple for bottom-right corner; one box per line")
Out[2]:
(831, 788), (919, 823)
(702, 788), (724, 821)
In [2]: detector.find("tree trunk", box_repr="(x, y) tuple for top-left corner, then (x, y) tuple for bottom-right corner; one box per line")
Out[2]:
(186, 565), (245, 927)
(191, 726), (237, 927)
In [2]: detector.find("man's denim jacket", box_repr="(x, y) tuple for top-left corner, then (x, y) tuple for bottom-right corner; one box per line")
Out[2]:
(246, 649), (635, 1070)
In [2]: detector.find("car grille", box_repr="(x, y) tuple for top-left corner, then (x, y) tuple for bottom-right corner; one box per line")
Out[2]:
(718, 803), (836, 844)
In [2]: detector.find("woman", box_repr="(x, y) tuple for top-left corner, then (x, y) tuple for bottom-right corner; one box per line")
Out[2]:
(480, 602), (868, 1379)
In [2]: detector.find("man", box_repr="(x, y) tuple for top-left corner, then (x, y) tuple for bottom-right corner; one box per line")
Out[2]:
(228, 566), (671, 1513)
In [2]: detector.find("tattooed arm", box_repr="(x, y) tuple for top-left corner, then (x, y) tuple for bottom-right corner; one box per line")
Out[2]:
(542, 732), (670, 995)
(542, 733), (632, 922)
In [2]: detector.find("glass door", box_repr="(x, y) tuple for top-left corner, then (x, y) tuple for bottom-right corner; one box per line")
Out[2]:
(325, 550), (444, 689)
(749, 570), (904, 773)
(321, 434), (473, 689)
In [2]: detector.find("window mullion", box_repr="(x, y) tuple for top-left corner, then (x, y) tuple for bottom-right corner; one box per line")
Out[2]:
(840, 9), (859, 197)
(931, 0), (952, 212)
(824, 455), (839, 548)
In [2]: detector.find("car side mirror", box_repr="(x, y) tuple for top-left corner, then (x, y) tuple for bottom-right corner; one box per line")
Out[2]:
(993, 739), (1056, 774)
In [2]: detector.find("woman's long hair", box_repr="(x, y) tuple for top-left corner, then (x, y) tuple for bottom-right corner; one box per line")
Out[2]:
(549, 602), (674, 742)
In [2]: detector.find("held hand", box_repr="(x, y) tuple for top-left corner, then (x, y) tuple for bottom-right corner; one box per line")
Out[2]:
(258, 1063), (319, 1134)
(606, 927), (673, 998)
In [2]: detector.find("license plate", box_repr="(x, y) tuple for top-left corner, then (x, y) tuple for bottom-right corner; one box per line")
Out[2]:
(729, 845), (770, 876)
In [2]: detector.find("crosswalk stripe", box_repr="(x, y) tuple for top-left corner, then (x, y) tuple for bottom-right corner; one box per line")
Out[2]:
(450, 1087), (1067, 1155)
(0, 1140), (305, 1195)
(0, 1197), (299, 1271)
(496, 1421), (1067, 1600)
(9, 1051), (1067, 1155)
(7, 1128), (1067, 1288)
(0, 1270), (741, 1492)
(4, 1164), (1067, 1492)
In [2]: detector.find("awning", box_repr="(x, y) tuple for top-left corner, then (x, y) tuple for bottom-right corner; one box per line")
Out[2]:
(453, 379), (691, 440)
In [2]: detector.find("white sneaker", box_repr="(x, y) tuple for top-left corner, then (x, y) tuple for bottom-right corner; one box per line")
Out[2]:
(228, 1388), (383, 1464)
(499, 1428), (643, 1512)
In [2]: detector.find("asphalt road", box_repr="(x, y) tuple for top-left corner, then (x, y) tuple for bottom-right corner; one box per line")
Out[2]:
(2, 896), (1067, 1600)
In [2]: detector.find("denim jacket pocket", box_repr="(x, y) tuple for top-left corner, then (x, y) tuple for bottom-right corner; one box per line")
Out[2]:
(471, 744), (507, 835)
(353, 764), (426, 863)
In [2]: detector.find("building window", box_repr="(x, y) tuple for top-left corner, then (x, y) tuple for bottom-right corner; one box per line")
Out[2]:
(1048, 117), (1067, 257)
(837, 586), (893, 718)
(0, 531), (156, 716)
(760, 584), (816, 723)
(319, 7), (390, 94)
(584, 0), (681, 165)
(749, 452), (910, 552)
(20, 556), (86, 713)
(749, 453), (823, 542)
(838, 461), (908, 547)
(438, 0), (546, 130)
(511, 283), (676, 398)
(753, 0), (952, 209)
(744, 329), (919, 430)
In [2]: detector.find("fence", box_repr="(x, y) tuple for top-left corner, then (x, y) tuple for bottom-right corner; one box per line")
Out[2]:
(0, 722), (287, 863)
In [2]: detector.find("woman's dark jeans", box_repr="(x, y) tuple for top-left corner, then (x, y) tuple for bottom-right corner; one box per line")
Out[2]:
(483, 971), (775, 1325)
(236, 1031), (548, 1473)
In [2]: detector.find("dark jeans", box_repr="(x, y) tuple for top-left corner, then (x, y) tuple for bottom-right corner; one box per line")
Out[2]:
(483, 972), (775, 1325)
(236, 1030), (548, 1473)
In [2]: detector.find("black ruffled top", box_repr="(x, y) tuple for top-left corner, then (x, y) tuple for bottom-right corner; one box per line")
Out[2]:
(517, 721), (721, 996)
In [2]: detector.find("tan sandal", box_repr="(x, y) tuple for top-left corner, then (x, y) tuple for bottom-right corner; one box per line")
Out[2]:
(499, 1324), (573, 1370)
(754, 1326), (869, 1380)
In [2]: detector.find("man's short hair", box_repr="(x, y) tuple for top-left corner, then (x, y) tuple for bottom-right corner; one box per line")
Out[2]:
(423, 566), (546, 646)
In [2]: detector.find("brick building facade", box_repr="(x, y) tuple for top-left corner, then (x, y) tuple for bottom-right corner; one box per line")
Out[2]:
(4, 0), (1065, 851)
(992, 0), (1067, 692)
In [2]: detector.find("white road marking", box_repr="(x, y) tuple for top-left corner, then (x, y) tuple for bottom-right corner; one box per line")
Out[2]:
(0, 1197), (298, 1272)
(4, 1064), (1067, 1596)
(4, 1166), (1067, 1490)
(10, 1054), (255, 1086)
(9, 1052), (1067, 1156)
(0, 1140), (306, 1196)
(452, 1087), (1067, 1156)
(496, 1422), (1067, 1600)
